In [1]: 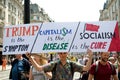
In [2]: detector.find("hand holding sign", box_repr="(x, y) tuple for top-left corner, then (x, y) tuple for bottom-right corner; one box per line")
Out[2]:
(87, 49), (93, 59)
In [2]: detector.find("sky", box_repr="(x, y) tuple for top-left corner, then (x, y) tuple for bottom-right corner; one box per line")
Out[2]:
(31, 0), (106, 22)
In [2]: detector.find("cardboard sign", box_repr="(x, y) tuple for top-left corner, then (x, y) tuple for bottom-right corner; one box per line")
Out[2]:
(3, 21), (120, 54)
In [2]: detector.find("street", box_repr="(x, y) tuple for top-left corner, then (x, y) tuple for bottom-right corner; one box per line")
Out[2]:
(0, 70), (80, 80)
(0, 65), (11, 80)
(0, 70), (10, 80)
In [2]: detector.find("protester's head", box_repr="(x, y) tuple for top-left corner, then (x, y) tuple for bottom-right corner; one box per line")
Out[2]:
(100, 52), (110, 62)
(118, 56), (120, 63)
(31, 53), (48, 65)
(2, 56), (6, 59)
(109, 57), (115, 64)
(15, 54), (22, 59)
(58, 52), (68, 61)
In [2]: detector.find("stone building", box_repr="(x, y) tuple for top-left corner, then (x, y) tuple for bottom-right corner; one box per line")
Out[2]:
(30, 3), (53, 23)
(99, 0), (120, 30)
(0, 0), (23, 40)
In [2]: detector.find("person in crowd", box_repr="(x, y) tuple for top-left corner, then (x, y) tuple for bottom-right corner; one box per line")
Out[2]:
(112, 53), (119, 70)
(109, 56), (118, 80)
(88, 52), (118, 80)
(109, 56), (118, 69)
(2, 56), (7, 71)
(70, 56), (77, 62)
(79, 56), (89, 80)
(9, 54), (30, 80)
(109, 57), (116, 64)
(26, 49), (93, 80)
(117, 56), (120, 80)
(29, 53), (52, 80)
(77, 55), (84, 65)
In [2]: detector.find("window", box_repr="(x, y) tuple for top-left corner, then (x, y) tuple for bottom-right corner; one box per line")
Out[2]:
(8, 3), (11, 10)
(116, 15), (118, 21)
(8, 15), (11, 23)
(33, 16), (37, 20)
(30, 9), (34, 14)
(37, 16), (39, 20)
(30, 16), (33, 20)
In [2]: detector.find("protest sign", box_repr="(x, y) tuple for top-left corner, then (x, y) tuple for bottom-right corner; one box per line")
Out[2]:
(3, 23), (42, 54)
(32, 22), (79, 53)
(3, 21), (120, 54)
(70, 21), (120, 52)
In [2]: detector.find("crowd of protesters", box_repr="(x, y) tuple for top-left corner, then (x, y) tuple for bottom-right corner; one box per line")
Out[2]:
(1, 51), (120, 80)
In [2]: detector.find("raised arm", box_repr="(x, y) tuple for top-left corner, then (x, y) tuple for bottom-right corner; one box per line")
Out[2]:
(26, 52), (43, 71)
(82, 49), (93, 71)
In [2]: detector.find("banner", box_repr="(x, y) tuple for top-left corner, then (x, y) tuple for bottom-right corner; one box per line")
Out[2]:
(3, 21), (120, 54)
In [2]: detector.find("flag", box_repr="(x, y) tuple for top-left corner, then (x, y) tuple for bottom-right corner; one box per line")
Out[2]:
(85, 23), (99, 32)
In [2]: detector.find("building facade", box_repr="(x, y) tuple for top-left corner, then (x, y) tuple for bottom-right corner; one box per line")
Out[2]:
(30, 3), (53, 23)
(0, 0), (23, 39)
(99, 0), (120, 29)
(0, 0), (23, 64)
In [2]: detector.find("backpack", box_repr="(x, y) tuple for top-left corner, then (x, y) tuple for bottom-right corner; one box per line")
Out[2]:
(80, 61), (114, 80)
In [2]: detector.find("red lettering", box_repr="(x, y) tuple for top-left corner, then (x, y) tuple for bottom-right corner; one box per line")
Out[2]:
(5, 25), (39, 37)
(32, 25), (39, 35)
(18, 27), (23, 36)
(102, 42), (107, 49)
(90, 42), (107, 49)
(23, 26), (30, 36)
(12, 27), (18, 37)
(6, 28), (10, 37)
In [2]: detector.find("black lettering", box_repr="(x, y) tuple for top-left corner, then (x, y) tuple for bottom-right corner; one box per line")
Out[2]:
(18, 45), (29, 51)
(83, 33), (89, 39)
(3, 46), (8, 52)
(90, 33), (95, 39)
(80, 33), (83, 39)
(9, 45), (18, 52)
(80, 32), (114, 39)
(98, 33), (102, 39)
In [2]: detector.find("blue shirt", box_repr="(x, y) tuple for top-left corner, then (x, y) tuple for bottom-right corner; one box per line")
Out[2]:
(11, 60), (28, 80)
(12, 63), (18, 80)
